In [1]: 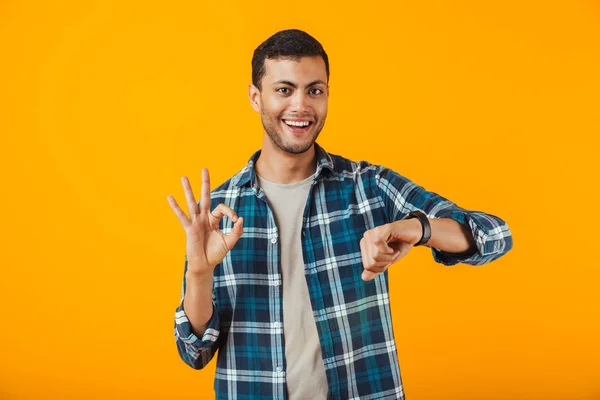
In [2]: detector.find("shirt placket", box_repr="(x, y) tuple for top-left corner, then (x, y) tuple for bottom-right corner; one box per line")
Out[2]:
(300, 175), (341, 398)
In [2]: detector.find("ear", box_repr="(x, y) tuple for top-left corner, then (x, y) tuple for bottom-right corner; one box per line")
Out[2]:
(248, 84), (261, 112)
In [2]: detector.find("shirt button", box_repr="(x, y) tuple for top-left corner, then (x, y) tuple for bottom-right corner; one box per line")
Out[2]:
(271, 237), (277, 244)
(276, 367), (283, 373)
(273, 322), (281, 328)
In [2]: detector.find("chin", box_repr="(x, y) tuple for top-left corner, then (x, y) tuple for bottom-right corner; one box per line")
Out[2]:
(277, 143), (309, 154)
(265, 124), (318, 155)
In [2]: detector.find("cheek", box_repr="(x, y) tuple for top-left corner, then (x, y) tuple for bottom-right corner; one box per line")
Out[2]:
(316, 105), (328, 120)
(263, 96), (286, 114)
(315, 99), (328, 114)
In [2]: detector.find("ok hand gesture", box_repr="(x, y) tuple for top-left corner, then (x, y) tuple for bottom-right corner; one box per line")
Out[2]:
(167, 169), (244, 277)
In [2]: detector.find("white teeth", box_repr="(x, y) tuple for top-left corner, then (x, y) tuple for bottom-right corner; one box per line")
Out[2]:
(284, 120), (310, 127)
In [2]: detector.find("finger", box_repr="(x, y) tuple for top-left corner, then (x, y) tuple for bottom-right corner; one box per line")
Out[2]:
(224, 217), (244, 250)
(373, 238), (394, 255)
(363, 237), (395, 264)
(362, 270), (379, 281)
(362, 237), (377, 262)
(210, 204), (239, 228)
(389, 242), (412, 261)
(360, 238), (369, 270)
(361, 242), (392, 271)
(199, 168), (211, 214)
(369, 247), (397, 263)
(181, 176), (200, 219)
(166, 195), (191, 228)
(364, 261), (390, 273)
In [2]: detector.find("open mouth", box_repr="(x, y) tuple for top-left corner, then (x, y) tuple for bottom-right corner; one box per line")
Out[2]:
(282, 119), (313, 134)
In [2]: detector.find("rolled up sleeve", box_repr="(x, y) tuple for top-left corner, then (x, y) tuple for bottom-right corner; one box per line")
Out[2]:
(374, 165), (513, 266)
(173, 256), (221, 369)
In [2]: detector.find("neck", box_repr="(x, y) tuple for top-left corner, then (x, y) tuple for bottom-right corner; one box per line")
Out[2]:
(254, 135), (317, 184)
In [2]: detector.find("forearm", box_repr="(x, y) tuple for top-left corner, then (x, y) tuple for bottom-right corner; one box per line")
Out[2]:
(183, 267), (215, 338)
(425, 217), (477, 255)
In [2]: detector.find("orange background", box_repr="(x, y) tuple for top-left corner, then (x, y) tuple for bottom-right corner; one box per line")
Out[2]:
(1, 1), (599, 399)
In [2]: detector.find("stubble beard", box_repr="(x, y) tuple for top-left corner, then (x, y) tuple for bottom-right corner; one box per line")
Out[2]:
(260, 104), (325, 155)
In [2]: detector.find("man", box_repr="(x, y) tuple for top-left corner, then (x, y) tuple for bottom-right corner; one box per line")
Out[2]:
(167, 29), (512, 400)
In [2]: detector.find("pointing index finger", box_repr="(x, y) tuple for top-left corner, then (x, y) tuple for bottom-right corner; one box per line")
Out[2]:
(199, 168), (211, 213)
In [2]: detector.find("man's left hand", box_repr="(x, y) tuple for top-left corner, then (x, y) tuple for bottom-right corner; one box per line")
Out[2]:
(359, 219), (423, 281)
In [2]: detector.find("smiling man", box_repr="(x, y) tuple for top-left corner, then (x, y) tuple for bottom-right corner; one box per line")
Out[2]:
(168, 29), (513, 400)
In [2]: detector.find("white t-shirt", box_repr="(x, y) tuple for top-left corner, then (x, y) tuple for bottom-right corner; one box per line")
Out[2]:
(256, 172), (328, 400)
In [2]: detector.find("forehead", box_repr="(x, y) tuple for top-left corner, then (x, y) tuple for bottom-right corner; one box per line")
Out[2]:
(262, 56), (327, 85)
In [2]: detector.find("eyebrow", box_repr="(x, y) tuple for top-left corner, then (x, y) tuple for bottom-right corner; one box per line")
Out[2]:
(273, 79), (327, 88)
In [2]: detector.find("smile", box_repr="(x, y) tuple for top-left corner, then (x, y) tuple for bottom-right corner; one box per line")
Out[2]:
(282, 119), (313, 134)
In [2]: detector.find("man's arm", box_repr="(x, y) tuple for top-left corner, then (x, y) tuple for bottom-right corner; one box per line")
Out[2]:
(402, 216), (478, 255)
(168, 169), (243, 369)
(174, 256), (221, 370)
(183, 266), (215, 337)
(374, 165), (513, 266)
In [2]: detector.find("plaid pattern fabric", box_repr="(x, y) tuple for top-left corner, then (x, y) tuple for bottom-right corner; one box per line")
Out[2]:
(174, 143), (513, 399)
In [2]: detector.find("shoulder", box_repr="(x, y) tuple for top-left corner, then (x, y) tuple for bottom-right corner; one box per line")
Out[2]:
(326, 150), (382, 180)
(325, 150), (413, 192)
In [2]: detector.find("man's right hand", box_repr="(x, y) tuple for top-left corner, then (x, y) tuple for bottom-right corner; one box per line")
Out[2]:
(167, 168), (244, 277)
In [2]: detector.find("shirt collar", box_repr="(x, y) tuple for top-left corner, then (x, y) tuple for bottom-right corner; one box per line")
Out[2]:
(233, 142), (334, 188)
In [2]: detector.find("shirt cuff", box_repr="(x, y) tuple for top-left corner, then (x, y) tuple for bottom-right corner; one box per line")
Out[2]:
(428, 213), (491, 266)
(174, 298), (220, 349)
(431, 246), (481, 266)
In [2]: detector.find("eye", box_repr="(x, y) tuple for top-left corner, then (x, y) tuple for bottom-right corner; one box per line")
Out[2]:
(277, 87), (290, 94)
(309, 88), (324, 95)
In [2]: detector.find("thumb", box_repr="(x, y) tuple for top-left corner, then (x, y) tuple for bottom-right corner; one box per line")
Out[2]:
(375, 240), (394, 255)
(389, 242), (412, 263)
(224, 217), (244, 250)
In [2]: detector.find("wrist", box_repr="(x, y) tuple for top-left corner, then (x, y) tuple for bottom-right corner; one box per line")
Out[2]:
(185, 269), (214, 284)
(400, 210), (431, 246)
(400, 217), (423, 245)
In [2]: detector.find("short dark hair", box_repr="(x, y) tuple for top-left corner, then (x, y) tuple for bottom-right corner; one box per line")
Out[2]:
(251, 29), (330, 91)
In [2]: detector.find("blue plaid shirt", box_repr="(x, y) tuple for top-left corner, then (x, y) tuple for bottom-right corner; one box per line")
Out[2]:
(174, 143), (513, 399)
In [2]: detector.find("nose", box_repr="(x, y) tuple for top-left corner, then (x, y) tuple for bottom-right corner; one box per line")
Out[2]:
(290, 91), (310, 114)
